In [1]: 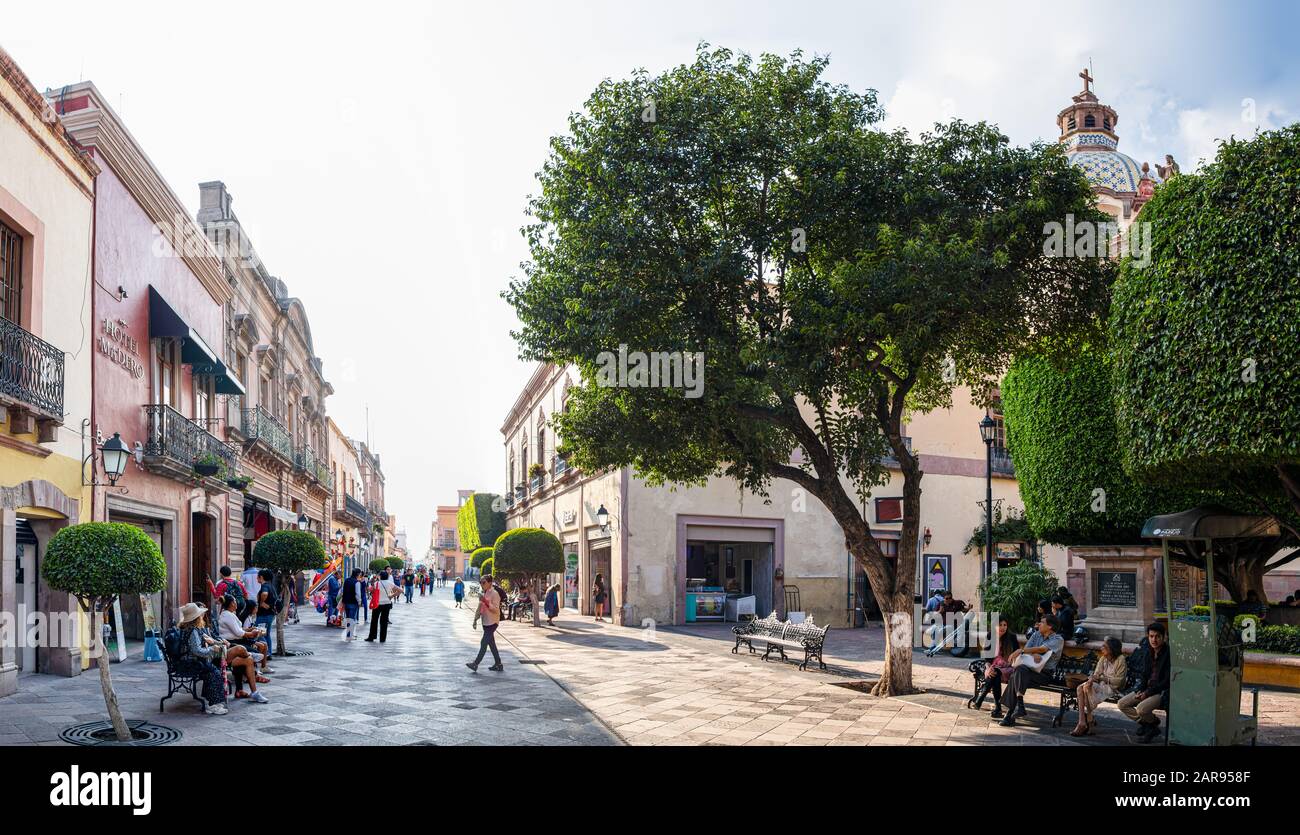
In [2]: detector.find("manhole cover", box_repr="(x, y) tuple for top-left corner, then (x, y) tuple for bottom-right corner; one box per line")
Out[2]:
(59, 720), (181, 746)
(518, 659), (547, 665)
(280, 649), (314, 657)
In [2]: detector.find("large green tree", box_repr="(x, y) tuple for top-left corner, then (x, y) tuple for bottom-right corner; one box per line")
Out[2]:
(506, 46), (1110, 694)
(1109, 125), (1300, 599)
(457, 493), (506, 553)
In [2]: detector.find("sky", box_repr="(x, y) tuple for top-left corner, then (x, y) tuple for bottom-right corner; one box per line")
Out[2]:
(5, 0), (1297, 557)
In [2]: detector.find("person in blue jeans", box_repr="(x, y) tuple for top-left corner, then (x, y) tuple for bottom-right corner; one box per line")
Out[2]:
(255, 568), (278, 656)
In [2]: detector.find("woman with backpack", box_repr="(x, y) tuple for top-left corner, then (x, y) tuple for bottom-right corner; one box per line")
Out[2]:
(176, 602), (229, 715)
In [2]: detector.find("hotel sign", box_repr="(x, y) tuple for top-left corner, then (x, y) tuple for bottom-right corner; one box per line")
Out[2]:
(98, 318), (145, 379)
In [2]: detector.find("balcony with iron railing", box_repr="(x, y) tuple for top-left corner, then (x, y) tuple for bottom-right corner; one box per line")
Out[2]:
(143, 405), (238, 486)
(241, 406), (293, 463)
(295, 444), (332, 489)
(0, 316), (65, 434)
(333, 491), (370, 527)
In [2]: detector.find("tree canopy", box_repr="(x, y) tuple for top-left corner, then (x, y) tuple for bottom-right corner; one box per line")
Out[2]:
(470, 547), (494, 570)
(506, 45), (1111, 693)
(252, 530), (328, 576)
(43, 522), (166, 608)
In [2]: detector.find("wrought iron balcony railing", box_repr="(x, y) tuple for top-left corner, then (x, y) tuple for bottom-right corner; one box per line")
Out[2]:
(0, 316), (65, 420)
(143, 405), (237, 483)
(554, 454), (569, 477)
(295, 444), (331, 487)
(241, 406), (293, 462)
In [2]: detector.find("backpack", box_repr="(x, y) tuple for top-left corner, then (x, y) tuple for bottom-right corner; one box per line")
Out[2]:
(219, 578), (249, 617)
(163, 627), (184, 661)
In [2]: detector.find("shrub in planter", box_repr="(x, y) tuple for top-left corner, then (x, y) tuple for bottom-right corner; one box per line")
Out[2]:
(1252, 624), (1300, 655)
(193, 452), (223, 477)
(252, 530), (327, 656)
(977, 560), (1058, 633)
(42, 523), (166, 741)
(493, 527), (564, 626)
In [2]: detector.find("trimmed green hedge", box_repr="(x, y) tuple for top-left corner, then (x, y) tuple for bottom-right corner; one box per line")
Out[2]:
(480, 556), (495, 577)
(386, 556), (404, 571)
(470, 547), (494, 570)
(42, 522), (167, 605)
(252, 530), (328, 575)
(369, 558), (390, 573)
(1252, 624), (1300, 655)
(1002, 346), (1202, 545)
(493, 528), (564, 579)
(458, 493), (506, 553)
(1110, 125), (1300, 491)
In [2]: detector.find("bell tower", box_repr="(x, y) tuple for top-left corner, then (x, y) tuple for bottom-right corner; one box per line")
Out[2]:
(1057, 68), (1121, 150)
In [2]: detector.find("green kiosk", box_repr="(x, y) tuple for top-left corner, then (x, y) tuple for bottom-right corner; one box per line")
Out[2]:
(1141, 506), (1268, 746)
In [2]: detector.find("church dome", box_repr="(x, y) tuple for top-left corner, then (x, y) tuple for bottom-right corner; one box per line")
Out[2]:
(1065, 145), (1157, 193)
(1055, 69), (1158, 196)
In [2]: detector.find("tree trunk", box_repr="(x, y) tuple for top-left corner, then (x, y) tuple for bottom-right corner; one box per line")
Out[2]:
(877, 598), (914, 696)
(95, 600), (132, 741)
(1218, 558), (1268, 604)
(532, 576), (542, 628)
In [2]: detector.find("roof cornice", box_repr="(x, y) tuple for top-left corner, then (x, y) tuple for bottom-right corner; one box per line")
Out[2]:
(500, 362), (561, 435)
(52, 81), (231, 308)
(0, 47), (98, 196)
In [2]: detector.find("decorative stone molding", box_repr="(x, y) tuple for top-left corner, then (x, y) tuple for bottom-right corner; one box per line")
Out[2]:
(0, 478), (79, 517)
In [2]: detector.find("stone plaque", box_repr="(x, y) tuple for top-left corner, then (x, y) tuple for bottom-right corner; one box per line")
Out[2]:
(1095, 570), (1138, 608)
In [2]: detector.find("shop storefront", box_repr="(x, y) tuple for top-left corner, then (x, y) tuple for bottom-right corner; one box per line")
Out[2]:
(678, 518), (780, 624)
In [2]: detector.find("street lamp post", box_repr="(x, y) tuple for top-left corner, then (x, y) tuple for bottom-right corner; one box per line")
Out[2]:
(979, 413), (996, 583)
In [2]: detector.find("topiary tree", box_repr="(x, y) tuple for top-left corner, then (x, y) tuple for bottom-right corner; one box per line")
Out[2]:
(386, 556), (404, 572)
(1110, 125), (1300, 599)
(469, 546), (493, 574)
(977, 560), (1058, 633)
(1002, 345), (1204, 546)
(252, 530), (326, 656)
(479, 556), (495, 579)
(493, 527), (565, 626)
(368, 557), (389, 573)
(42, 523), (166, 741)
(458, 493), (506, 553)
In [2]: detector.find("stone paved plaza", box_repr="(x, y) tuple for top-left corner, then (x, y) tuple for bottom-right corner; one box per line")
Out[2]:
(1, 585), (1297, 746)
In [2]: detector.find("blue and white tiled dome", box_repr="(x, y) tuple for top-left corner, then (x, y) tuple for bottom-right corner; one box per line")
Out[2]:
(1066, 148), (1156, 193)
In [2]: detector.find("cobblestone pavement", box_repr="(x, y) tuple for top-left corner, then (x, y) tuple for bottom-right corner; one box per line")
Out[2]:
(489, 612), (1300, 747)
(3, 590), (1296, 747)
(0, 587), (616, 746)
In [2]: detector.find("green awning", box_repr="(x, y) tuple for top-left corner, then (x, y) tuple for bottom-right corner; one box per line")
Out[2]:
(148, 285), (218, 367)
(192, 358), (248, 396)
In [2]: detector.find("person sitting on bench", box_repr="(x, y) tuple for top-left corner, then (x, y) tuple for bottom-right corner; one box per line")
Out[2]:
(974, 616), (1019, 718)
(998, 614), (1064, 727)
(1070, 636), (1126, 737)
(1117, 622), (1169, 743)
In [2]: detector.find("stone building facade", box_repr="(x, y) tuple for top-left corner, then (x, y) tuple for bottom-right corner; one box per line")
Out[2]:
(0, 48), (98, 694)
(196, 181), (334, 570)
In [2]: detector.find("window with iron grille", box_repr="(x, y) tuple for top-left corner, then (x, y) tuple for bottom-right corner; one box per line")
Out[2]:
(1, 219), (22, 324)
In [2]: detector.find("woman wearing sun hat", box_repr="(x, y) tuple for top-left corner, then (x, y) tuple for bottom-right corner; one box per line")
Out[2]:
(178, 602), (229, 715)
